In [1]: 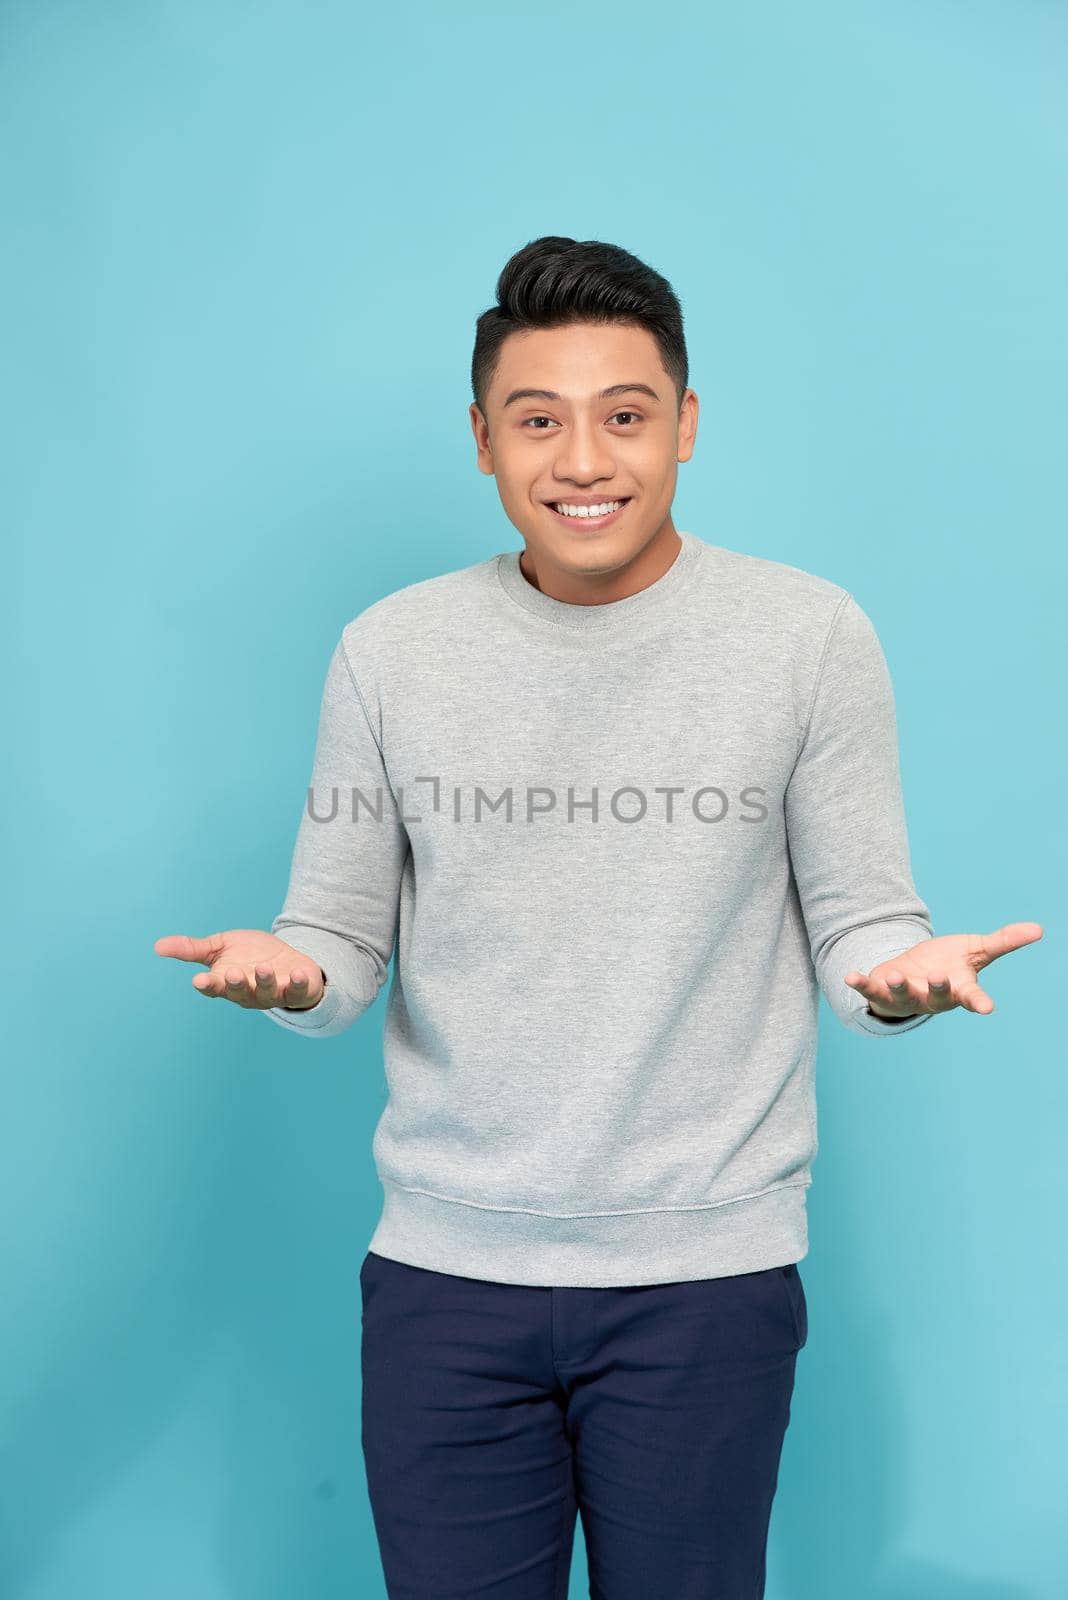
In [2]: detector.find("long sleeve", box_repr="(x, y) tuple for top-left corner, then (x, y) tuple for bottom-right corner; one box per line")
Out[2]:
(262, 633), (409, 1040)
(784, 593), (934, 1038)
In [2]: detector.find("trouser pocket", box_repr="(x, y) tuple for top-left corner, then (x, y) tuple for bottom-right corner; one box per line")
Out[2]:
(779, 1263), (808, 1350)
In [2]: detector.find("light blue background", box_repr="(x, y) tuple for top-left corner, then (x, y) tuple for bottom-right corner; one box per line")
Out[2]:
(3, 1), (1064, 1595)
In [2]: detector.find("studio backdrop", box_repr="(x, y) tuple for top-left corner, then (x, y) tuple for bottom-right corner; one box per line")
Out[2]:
(3, 2), (1063, 1597)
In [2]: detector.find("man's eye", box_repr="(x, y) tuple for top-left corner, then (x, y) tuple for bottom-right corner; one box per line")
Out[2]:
(521, 412), (642, 429)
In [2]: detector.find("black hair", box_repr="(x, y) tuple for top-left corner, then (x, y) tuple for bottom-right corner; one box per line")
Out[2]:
(471, 236), (688, 420)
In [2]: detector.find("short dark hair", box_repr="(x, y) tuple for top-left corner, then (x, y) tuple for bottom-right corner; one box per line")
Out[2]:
(471, 236), (688, 420)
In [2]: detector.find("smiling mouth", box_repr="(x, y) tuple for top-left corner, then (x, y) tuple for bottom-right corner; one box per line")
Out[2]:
(545, 498), (632, 528)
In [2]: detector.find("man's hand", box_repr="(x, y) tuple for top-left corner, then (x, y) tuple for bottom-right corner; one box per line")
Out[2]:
(844, 921), (1043, 1020)
(153, 930), (327, 1011)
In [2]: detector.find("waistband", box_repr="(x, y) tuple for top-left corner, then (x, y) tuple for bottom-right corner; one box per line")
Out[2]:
(366, 1177), (810, 1288)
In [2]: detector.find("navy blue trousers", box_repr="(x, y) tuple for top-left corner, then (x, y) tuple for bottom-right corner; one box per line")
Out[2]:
(359, 1250), (808, 1599)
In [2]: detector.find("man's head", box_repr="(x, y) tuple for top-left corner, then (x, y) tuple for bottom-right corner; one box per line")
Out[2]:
(470, 237), (698, 595)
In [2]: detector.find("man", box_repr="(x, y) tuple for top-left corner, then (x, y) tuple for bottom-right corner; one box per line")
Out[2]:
(156, 236), (1041, 1598)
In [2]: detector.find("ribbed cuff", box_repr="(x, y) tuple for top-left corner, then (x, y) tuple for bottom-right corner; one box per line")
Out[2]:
(259, 929), (376, 1040)
(841, 939), (935, 1037)
(851, 997), (933, 1035)
(263, 974), (348, 1036)
(822, 921), (936, 1039)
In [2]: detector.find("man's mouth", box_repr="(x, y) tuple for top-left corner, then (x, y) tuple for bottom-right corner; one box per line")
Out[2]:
(545, 498), (631, 530)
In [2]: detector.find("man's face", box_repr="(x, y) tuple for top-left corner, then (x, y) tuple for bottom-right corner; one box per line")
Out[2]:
(470, 321), (698, 582)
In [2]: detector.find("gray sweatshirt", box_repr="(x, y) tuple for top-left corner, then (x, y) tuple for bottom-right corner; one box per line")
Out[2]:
(263, 531), (933, 1287)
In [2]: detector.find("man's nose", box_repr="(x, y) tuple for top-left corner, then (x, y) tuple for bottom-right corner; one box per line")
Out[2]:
(551, 416), (617, 483)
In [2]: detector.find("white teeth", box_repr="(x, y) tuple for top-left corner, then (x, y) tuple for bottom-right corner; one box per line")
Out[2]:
(552, 500), (625, 518)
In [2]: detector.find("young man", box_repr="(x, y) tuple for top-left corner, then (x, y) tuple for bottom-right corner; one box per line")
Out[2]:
(156, 237), (1041, 1598)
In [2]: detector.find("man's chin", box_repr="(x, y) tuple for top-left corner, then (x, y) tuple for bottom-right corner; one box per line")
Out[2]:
(523, 532), (646, 583)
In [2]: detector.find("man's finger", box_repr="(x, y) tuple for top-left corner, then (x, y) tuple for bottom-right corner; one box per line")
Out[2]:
(155, 933), (224, 966)
(846, 969), (921, 1015)
(253, 966), (279, 1006)
(223, 967), (253, 1002)
(925, 975), (956, 1012)
(845, 972), (890, 1002)
(956, 980), (994, 1015)
(872, 967), (929, 1012)
(192, 963), (240, 997)
(281, 969), (312, 1006)
(977, 922), (1043, 965)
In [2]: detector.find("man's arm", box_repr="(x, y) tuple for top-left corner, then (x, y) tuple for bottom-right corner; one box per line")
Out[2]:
(784, 592), (934, 1038)
(263, 632), (410, 1040)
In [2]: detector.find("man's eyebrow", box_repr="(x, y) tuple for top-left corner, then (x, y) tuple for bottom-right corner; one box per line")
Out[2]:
(501, 382), (661, 409)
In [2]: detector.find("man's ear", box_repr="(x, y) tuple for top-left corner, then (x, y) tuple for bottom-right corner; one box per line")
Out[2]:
(470, 403), (495, 476)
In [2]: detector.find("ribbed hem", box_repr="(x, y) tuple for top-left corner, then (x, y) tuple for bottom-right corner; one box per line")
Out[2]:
(365, 1177), (810, 1288)
(496, 530), (704, 632)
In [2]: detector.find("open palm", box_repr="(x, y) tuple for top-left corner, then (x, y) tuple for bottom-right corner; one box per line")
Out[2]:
(154, 929), (325, 1010)
(845, 921), (1043, 1019)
